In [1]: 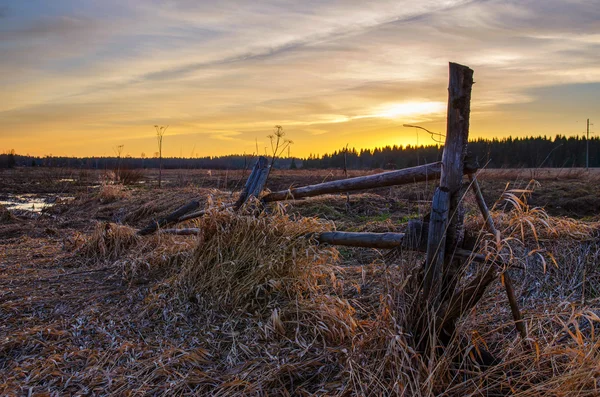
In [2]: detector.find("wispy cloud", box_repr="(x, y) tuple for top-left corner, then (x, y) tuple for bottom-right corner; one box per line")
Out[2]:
(1, 0), (599, 156)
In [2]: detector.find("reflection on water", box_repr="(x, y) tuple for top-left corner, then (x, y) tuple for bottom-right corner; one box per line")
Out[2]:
(0, 194), (73, 213)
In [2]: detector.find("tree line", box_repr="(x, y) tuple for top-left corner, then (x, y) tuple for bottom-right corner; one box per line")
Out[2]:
(304, 135), (600, 169)
(1, 135), (599, 170)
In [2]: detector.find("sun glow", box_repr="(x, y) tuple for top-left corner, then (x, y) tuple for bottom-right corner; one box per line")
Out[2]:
(374, 101), (446, 119)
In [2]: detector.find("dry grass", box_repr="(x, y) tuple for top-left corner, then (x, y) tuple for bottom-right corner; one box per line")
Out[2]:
(173, 209), (337, 311)
(0, 203), (16, 223)
(478, 167), (600, 182)
(114, 167), (145, 185)
(2, 179), (600, 395)
(75, 222), (141, 261)
(96, 183), (132, 203)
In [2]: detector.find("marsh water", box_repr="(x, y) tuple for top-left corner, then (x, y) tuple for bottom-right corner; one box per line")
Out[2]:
(0, 194), (73, 214)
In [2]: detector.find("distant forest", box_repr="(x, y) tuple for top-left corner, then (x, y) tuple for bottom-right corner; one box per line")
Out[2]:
(1, 135), (599, 170)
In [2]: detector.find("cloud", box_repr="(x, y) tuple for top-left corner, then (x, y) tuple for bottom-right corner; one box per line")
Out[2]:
(1, 0), (599, 156)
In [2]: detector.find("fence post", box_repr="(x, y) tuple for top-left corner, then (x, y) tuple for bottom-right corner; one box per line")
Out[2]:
(424, 62), (474, 302)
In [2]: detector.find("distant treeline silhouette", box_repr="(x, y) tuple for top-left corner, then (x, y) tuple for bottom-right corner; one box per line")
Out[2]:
(2, 135), (599, 170)
(304, 135), (600, 169)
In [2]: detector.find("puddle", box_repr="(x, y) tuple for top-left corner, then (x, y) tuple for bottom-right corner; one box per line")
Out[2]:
(0, 194), (74, 213)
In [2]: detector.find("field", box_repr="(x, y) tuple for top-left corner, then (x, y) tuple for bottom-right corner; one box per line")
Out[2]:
(1, 166), (600, 395)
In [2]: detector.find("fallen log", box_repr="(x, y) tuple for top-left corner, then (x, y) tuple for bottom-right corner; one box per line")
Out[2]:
(317, 231), (404, 249)
(138, 200), (200, 236)
(159, 220), (488, 263)
(138, 156), (270, 235)
(262, 159), (478, 202)
(177, 203), (234, 223)
(316, 229), (487, 262)
(159, 228), (201, 235)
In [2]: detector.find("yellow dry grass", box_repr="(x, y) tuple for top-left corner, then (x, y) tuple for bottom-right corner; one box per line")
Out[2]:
(1, 181), (600, 396)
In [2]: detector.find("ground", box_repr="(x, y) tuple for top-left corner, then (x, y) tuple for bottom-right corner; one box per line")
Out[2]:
(1, 167), (600, 395)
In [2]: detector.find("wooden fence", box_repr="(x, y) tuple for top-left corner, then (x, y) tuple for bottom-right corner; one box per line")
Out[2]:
(137, 62), (526, 348)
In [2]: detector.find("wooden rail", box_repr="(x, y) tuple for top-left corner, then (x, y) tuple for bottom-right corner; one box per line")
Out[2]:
(263, 160), (477, 202)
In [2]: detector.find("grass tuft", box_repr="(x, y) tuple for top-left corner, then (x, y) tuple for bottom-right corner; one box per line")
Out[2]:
(95, 183), (132, 203)
(0, 203), (16, 223)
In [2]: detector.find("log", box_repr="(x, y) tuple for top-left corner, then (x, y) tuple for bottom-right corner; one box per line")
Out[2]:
(158, 222), (488, 262)
(263, 160), (478, 203)
(159, 228), (201, 235)
(233, 156), (270, 209)
(424, 62), (474, 302)
(317, 229), (487, 262)
(139, 156), (270, 235)
(423, 188), (450, 299)
(177, 204), (233, 223)
(317, 232), (404, 249)
(138, 200), (200, 236)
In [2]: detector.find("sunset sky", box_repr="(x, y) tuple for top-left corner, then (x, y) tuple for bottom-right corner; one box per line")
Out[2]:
(1, 0), (599, 158)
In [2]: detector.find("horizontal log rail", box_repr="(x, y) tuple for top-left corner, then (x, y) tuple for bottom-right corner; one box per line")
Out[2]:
(317, 231), (404, 249)
(317, 231), (486, 262)
(263, 159), (477, 202)
(139, 158), (478, 235)
(159, 224), (488, 263)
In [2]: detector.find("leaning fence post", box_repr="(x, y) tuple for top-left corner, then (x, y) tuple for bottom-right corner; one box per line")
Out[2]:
(424, 62), (474, 302)
(469, 173), (527, 339)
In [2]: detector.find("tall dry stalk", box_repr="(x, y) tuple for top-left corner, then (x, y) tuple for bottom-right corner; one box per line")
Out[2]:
(267, 125), (293, 168)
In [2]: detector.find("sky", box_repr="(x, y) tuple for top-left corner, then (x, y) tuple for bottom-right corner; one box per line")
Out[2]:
(1, 0), (599, 158)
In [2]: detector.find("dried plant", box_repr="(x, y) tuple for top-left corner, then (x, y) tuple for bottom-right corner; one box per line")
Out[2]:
(267, 125), (293, 167)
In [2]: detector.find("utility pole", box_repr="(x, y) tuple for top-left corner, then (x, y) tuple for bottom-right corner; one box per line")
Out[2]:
(586, 119), (594, 170)
(586, 119), (590, 169)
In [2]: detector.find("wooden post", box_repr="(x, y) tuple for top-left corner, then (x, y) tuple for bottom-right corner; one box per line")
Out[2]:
(423, 189), (450, 300)
(233, 156), (270, 210)
(245, 156), (271, 204)
(469, 174), (527, 339)
(424, 62), (474, 302)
